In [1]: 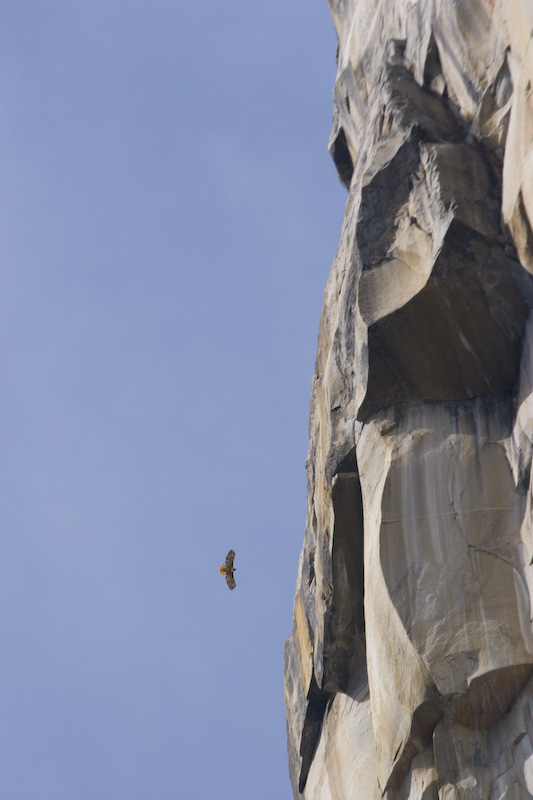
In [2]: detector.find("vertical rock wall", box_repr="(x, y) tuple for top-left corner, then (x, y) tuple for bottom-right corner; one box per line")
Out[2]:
(284, 1), (533, 797)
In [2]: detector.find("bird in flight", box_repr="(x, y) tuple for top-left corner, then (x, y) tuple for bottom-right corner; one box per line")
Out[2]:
(220, 550), (236, 590)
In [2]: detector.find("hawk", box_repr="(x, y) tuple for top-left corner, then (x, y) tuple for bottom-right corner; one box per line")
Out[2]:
(220, 549), (236, 590)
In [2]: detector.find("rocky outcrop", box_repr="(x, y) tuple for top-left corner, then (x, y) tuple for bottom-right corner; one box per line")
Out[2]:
(284, 1), (533, 797)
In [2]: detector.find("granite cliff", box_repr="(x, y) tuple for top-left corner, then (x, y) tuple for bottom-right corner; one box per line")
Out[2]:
(284, 1), (533, 797)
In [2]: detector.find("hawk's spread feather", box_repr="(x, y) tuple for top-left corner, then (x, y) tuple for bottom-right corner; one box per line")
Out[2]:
(220, 549), (236, 590)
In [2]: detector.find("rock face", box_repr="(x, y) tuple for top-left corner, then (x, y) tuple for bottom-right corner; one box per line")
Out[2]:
(284, 1), (533, 797)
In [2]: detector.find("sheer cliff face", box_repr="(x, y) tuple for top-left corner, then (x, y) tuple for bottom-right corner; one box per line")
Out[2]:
(284, 1), (533, 798)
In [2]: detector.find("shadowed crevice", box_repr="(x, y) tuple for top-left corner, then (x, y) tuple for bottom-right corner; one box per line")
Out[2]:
(330, 126), (353, 189)
(323, 466), (365, 695)
(298, 673), (330, 793)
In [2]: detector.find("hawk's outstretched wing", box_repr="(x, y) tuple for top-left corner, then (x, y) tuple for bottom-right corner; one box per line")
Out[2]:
(225, 572), (236, 590)
(225, 550), (235, 571)
(220, 549), (236, 590)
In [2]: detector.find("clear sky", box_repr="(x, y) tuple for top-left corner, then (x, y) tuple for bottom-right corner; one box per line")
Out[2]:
(0, 2), (346, 798)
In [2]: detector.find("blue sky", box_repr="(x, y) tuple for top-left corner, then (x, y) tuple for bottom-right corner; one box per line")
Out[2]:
(0, 2), (346, 797)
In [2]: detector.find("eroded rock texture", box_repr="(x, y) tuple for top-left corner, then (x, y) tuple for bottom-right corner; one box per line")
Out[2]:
(284, 1), (533, 797)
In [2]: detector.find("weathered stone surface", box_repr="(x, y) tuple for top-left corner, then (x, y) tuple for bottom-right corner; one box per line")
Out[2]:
(285, 1), (533, 798)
